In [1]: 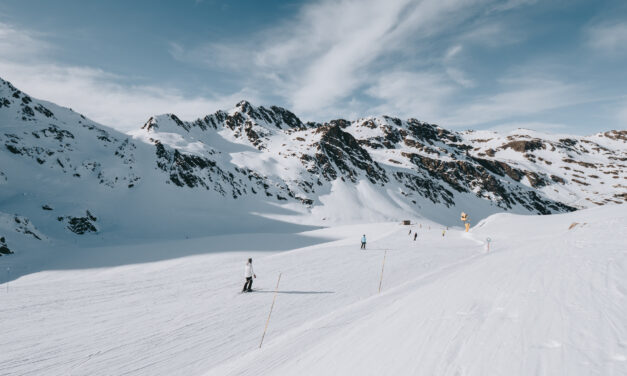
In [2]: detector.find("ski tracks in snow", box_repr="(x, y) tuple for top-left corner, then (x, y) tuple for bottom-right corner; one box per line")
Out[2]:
(2, 209), (626, 376)
(210, 210), (627, 376)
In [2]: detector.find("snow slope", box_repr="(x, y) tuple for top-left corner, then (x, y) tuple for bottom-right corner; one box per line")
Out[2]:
(1, 205), (625, 375)
(212, 205), (627, 376)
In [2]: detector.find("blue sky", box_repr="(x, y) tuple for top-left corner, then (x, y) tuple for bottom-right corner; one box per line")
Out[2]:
(0, 0), (626, 134)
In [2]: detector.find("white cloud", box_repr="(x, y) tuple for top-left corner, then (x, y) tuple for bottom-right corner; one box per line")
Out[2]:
(488, 0), (538, 13)
(445, 67), (475, 88)
(459, 21), (524, 47)
(443, 45), (474, 87)
(173, 0), (496, 119)
(2, 1), (622, 135)
(365, 71), (455, 120)
(0, 61), (257, 131)
(256, 0), (414, 114)
(361, 71), (591, 131)
(587, 22), (627, 55)
(442, 77), (588, 127)
(0, 22), (257, 131)
(444, 45), (463, 60)
(0, 22), (51, 60)
(166, 0), (600, 129)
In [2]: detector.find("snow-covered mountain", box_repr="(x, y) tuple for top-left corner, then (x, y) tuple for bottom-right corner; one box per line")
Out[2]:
(0, 77), (625, 253)
(135, 100), (626, 217)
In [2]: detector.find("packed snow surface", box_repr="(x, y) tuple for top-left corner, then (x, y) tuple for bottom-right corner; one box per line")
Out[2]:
(1, 205), (626, 375)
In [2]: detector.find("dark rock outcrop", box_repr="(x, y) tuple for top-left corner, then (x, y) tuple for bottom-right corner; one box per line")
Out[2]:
(0, 236), (13, 256)
(65, 211), (98, 234)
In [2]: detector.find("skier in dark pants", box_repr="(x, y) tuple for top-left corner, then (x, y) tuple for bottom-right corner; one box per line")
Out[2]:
(361, 234), (367, 250)
(413, 233), (417, 241)
(242, 258), (256, 292)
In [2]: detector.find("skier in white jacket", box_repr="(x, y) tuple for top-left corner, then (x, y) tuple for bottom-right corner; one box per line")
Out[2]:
(242, 258), (256, 292)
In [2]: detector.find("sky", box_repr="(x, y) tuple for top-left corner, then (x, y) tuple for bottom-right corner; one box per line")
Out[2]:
(0, 0), (626, 134)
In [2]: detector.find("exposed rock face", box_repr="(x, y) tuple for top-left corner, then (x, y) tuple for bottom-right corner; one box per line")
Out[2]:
(502, 139), (545, 153)
(154, 141), (250, 198)
(67, 217), (97, 234)
(311, 124), (387, 184)
(0, 236), (13, 255)
(62, 211), (98, 235)
(603, 130), (627, 141)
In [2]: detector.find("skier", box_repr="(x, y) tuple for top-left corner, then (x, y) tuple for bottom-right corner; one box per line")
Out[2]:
(408, 228), (412, 235)
(442, 229), (445, 237)
(361, 234), (367, 250)
(413, 233), (417, 241)
(242, 258), (256, 292)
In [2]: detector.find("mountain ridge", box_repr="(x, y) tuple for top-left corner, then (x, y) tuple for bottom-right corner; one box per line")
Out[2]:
(0, 77), (625, 254)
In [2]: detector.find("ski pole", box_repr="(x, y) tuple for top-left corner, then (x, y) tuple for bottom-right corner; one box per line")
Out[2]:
(378, 250), (387, 293)
(259, 272), (282, 349)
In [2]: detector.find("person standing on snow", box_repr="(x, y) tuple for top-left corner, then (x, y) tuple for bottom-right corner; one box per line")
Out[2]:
(413, 233), (417, 241)
(242, 258), (256, 292)
(361, 234), (367, 250)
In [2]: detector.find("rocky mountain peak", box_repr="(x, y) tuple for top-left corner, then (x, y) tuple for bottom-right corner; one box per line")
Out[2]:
(234, 100), (254, 113)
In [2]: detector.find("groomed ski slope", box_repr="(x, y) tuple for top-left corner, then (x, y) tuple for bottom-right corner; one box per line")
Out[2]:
(1, 206), (626, 376)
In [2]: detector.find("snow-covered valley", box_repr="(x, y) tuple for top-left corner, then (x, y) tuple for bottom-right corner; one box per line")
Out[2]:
(1, 206), (626, 375)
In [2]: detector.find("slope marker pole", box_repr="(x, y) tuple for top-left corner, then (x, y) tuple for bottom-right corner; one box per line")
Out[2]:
(378, 250), (387, 294)
(259, 272), (282, 349)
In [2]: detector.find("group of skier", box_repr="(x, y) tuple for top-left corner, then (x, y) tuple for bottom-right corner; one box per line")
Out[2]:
(243, 224), (442, 292)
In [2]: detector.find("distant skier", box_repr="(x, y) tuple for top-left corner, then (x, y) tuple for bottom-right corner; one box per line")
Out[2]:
(413, 233), (417, 241)
(442, 230), (445, 237)
(408, 229), (412, 235)
(361, 234), (367, 250)
(242, 258), (256, 293)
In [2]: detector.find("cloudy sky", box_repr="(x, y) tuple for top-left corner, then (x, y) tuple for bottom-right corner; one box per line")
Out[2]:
(1, 0), (626, 134)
